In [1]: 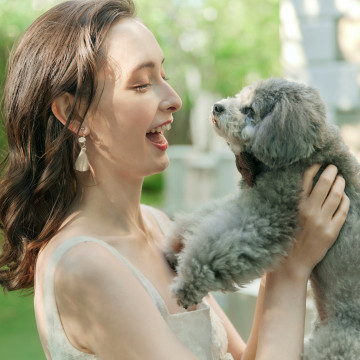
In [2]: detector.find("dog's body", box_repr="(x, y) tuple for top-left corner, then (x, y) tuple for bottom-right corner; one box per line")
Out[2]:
(165, 78), (360, 359)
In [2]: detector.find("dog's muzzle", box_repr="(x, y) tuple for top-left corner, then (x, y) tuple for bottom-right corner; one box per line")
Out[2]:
(212, 103), (225, 128)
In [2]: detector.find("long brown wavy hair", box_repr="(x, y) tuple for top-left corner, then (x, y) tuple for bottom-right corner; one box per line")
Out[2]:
(0, 0), (135, 291)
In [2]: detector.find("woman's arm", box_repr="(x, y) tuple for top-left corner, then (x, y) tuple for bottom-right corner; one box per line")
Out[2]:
(239, 275), (266, 360)
(255, 164), (350, 360)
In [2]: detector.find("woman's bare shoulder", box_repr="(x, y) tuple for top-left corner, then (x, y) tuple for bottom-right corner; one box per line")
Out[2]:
(52, 238), (197, 359)
(141, 204), (174, 236)
(141, 204), (171, 221)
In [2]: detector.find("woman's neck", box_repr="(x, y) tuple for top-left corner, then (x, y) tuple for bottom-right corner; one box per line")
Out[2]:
(74, 170), (147, 235)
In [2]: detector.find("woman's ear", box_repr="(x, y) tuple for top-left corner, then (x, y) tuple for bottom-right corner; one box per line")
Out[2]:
(51, 93), (84, 134)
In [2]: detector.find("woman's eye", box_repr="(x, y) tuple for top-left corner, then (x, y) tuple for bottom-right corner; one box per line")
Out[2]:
(133, 83), (152, 92)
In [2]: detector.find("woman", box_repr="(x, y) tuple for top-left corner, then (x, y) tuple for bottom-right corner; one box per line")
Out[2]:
(0, 1), (349, 359)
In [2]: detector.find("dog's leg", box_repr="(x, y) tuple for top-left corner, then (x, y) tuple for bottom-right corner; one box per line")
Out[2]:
(172, 169), (303, 307)
(164, 194), (237, 270)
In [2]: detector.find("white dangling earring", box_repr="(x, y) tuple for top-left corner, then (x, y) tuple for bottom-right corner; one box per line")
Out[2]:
(74, 127), (90, 172)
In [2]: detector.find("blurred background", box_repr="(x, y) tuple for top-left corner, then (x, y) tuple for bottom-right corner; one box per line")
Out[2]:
(0, 0), (359, 358)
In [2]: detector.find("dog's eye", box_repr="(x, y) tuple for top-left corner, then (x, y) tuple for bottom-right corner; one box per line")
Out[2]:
(241, 107), (254, 117)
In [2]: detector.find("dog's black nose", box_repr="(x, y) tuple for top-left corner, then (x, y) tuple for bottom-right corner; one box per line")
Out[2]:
(213, 103), (225, 115)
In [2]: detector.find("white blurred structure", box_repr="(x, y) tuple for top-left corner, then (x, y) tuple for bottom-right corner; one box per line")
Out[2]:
(281, 0), (360, 123)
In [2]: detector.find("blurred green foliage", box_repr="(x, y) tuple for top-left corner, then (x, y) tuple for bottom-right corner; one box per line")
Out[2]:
(136, 0), (280, 96)
(0, 291), (45, 360)
(141, 173), (164, 206)
(142, 173), (164, 192)
(0, 0), (61, 156)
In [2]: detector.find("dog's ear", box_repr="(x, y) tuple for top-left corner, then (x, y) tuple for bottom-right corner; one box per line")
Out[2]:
(251, 85), (327, 168)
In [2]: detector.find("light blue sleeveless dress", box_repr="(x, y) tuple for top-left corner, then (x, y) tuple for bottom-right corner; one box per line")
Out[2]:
(40, 208), (234, 359)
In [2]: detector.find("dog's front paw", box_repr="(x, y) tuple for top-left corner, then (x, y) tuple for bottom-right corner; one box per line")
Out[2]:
(164, 248), (179, 272)
(164, 235), (184, 271)
(170, 276), (207, 309)
(164, 231), (186, 271)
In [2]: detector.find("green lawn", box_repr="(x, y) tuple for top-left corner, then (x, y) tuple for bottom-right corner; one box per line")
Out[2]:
(0, 290), (45, 360)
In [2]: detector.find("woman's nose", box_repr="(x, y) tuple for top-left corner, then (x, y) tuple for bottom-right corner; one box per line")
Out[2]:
(160, 84), (182, 112)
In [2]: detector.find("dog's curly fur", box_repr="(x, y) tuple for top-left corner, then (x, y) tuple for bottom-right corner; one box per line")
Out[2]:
(165, 78), (360, 359)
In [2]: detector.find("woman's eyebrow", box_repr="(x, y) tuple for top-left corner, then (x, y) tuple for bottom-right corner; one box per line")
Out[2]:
(130, 58), (165, 75)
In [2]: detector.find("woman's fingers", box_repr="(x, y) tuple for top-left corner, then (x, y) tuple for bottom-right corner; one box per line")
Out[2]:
(308, 164), (338, 207)
(331, 193), (350, 228)
(281, 164), (350, 278)
(321, 175), (346, 218)
(301, 163), (322, 197)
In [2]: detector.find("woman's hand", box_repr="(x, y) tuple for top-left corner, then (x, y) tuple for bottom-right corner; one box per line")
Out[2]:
(278, 164), (350, 281)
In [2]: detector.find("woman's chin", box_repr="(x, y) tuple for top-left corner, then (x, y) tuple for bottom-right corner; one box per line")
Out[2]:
(153, 153), (170, 173)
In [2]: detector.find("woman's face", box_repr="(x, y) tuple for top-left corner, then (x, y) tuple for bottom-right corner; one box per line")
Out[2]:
(86, 18), (182, 180)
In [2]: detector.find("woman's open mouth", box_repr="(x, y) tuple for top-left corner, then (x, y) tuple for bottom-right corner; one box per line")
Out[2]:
(146, 121), (172, 151)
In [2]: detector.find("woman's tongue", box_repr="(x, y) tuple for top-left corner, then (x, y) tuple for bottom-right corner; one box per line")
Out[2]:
(146, 131), (167, 145)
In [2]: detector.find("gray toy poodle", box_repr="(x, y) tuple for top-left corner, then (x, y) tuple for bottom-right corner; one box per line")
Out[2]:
(165, 78), (360, 359)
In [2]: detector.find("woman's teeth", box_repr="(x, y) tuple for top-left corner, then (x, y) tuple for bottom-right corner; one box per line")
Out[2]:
(148, 123), (172, 133)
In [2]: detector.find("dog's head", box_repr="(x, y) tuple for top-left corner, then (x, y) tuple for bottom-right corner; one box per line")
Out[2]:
(211, 78), (327, 169)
